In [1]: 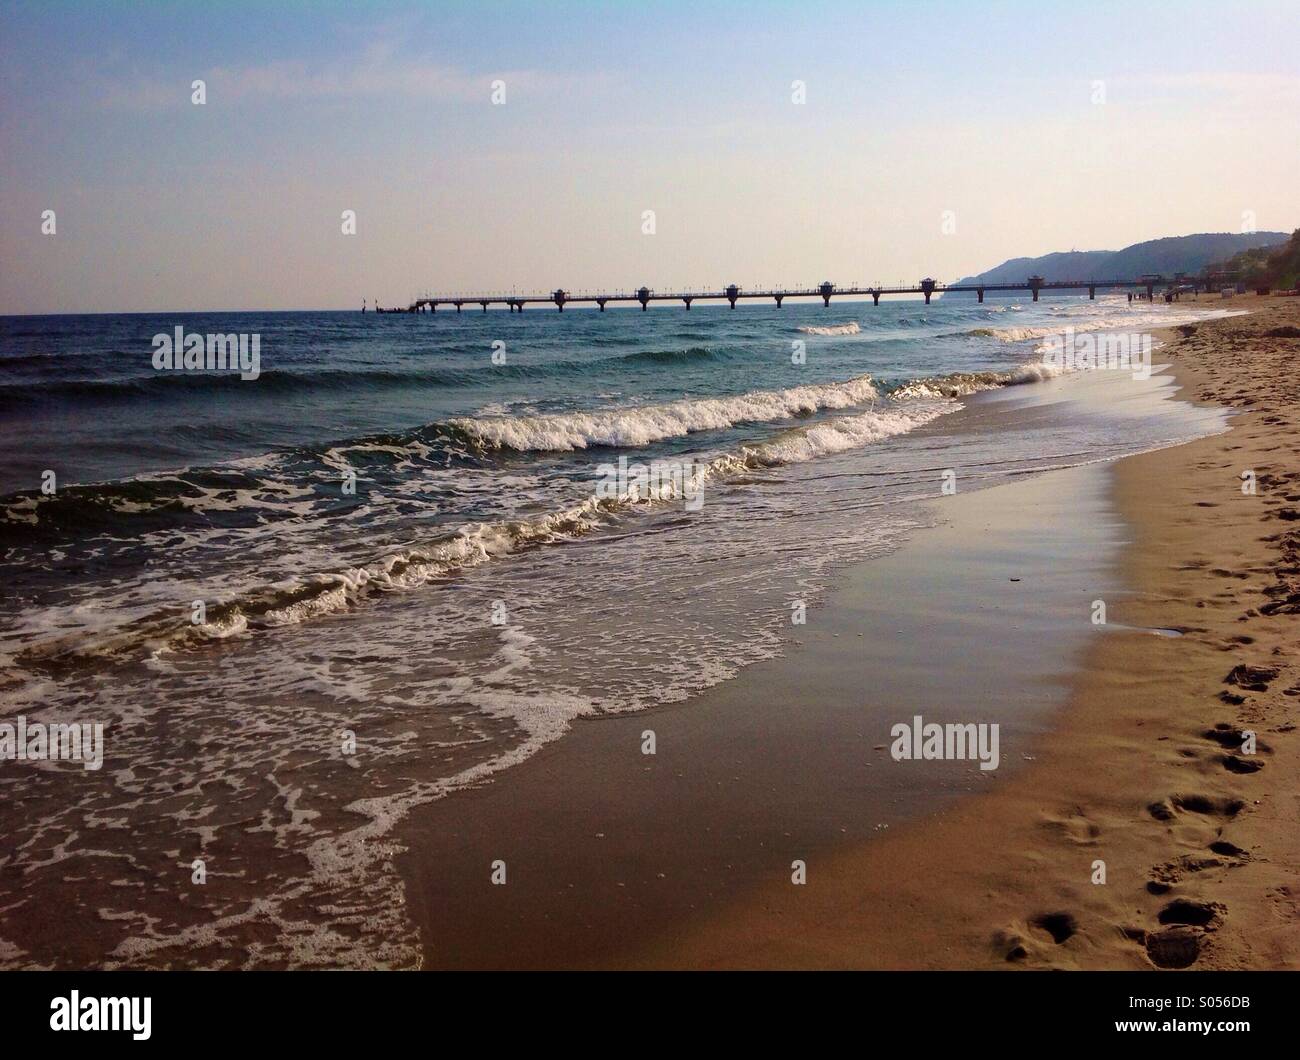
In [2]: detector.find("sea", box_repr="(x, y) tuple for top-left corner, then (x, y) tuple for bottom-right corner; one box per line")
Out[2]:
(0, 295), (1241, 968)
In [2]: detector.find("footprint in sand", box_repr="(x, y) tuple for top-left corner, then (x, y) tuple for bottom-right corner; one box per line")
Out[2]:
(1138, 902), (1225, 969)
(993, 928), (1030, 962)
(1148, 793), (1245, 822)
(1147, 849), (1233, 893)
(1224, 664), (1280, 691)
(993, 912), (1079, 962)
(1039, 809), (1101, 845)
(1144, 927), (1203, 968)
(1265, 886), (1298, 924)
(1201, 725), (1270, 773)
(1030, 912), (1078, 945)
(1158, 898), (1224, 928)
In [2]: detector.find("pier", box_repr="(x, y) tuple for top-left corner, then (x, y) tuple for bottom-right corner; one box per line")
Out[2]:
(380, 272), (1242, 313)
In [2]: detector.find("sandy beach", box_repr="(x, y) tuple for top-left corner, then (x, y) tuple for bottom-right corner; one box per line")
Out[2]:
(398, 295), (1300, 971)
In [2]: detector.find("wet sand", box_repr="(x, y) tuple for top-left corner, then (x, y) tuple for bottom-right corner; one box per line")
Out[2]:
(397, 460), (1128, 968)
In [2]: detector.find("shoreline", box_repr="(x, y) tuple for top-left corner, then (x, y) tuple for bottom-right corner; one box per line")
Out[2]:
(396, 458), (1128, 968)
(626, 296), (1300, 970)
(394, 298), (1299, 970)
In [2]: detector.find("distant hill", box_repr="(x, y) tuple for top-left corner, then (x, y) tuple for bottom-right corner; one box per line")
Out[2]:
(945, 232), (1290, 295)
(1223, 229), (1300, 291)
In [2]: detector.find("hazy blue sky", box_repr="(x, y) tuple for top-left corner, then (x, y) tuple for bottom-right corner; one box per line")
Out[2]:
(2, 0), (1297, 312)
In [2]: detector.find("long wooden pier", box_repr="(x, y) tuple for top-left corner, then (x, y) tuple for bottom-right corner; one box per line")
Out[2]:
(383, 272), (1239, 313)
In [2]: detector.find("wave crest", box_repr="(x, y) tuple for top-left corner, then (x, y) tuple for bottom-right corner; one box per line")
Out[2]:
(14, 398), (950, 667)
(797, 322), (861, 336)
(449, 373), (881, 452)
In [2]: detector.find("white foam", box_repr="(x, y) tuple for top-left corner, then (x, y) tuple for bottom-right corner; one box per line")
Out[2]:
(745, 401), (953, 465)
(796, 322), (861, 336)
(980, 308), (1247, 344)
(449, 373), (880, 451)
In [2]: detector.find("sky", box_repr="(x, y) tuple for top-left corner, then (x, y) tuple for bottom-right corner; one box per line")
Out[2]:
(1, 0), (1297, 313)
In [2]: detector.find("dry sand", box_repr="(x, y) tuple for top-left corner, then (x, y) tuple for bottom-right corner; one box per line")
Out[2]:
(640, 296), (1300, 970)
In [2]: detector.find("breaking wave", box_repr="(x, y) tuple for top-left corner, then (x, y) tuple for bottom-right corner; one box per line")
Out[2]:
(448, 373), (882, 451)
(14, 399), (950, 666)
(0, 360), (1073, 542)
(952, 309), (1247, 345)
(797, 322), (861, 336)
(888, 362), (1062, 400)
